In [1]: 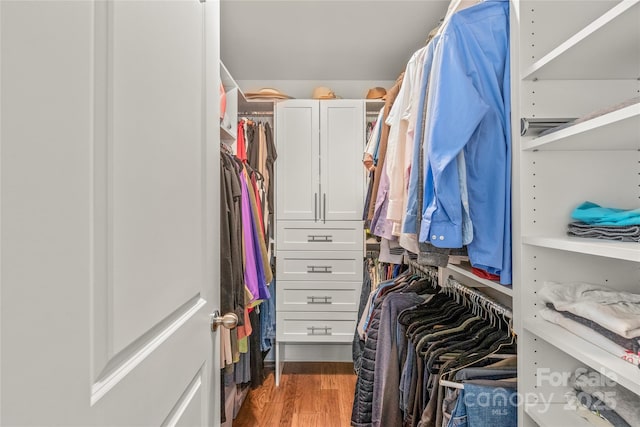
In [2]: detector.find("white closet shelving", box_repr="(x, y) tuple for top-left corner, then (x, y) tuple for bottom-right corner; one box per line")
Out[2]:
(219, 61), (274, 148)
(446, 262), (514, 297)
(220, 62), (238, 142)
(273, 99), (366, 386)
(513, 0), (640, 426)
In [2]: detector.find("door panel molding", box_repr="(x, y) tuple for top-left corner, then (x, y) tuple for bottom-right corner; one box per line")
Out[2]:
(91, 296), (206, 405)
(161, 366), (203, 427)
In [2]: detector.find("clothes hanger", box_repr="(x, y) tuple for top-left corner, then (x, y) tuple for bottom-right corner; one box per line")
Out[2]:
(419, 290), (507, 367)
(416, 317), (487, 359)
(220, 142), (234, 156)
(438, 312), (516, 389)
(437, 0), (482, 35)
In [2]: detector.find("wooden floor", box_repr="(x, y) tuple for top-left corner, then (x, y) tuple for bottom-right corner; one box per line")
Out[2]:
(233, 362), (357, 427)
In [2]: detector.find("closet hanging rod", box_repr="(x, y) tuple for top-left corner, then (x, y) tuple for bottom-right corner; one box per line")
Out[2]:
(407, 260), (438, 280)
(239, 111), (274, 116)
(406, 260), (512, 320)
(446, 276), (513, 320)
(220, 142), (234, 155)
(520, 117), (575, 136)
(405, 258), (438, 278)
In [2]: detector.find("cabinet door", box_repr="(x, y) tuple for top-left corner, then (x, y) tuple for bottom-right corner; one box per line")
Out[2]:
(276, 100), (320, 221)
(320, 100), (365, 221)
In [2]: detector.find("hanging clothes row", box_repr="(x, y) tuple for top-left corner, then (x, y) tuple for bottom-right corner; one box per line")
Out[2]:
(351, 260), (516, 427)
(362, 0), (512, 286)
(220, 150), (272, 384)
(352, 256), (408, 374)
(219, 119), (278, 398)
(238, 118), (277, 243)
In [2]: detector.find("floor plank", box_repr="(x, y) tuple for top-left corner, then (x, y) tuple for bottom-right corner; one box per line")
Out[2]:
(233, 362), (356, 427)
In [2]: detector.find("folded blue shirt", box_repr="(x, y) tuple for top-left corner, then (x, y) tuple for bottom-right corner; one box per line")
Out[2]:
(571, 201), (640, 226)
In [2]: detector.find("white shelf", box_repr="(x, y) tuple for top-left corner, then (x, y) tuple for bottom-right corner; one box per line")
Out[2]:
(220, 61), (240, 91)
(238, 98), (275, 114)
(525, 318), (640, 395)
(523, 235), (640, 263)
(522, 0), (640, 80)
(365, 99), (385, 114)
(522, 102), (640, 151)
(525, 403), (596, 427)
(446, 262), (513, 297)
(220, 124), (235, 142)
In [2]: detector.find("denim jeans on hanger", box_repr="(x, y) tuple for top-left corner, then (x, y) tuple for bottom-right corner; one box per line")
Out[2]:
(447, 383), (517, 427)
(259, 277), (276, 352)
(442, 368), (517, 426)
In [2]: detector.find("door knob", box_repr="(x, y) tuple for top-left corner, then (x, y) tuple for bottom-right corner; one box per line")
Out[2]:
(210, 311), (238, 332)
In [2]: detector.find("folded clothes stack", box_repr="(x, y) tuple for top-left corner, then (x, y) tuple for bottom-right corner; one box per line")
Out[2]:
(568, 201), (640, 242)
(567, 369), (640, 427)
(539, 281), (640, 367)
(568, 221), (640, 242)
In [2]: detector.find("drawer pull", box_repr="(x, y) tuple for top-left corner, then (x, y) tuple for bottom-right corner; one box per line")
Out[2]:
(307, 265), (332, 274)
(307, 234), (333, 242)
(307, 326), (332, 336)
(307, 296), (332, 304)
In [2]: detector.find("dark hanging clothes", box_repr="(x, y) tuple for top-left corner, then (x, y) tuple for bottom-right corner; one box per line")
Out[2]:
(264, 122), (277, 236)
(220, 153), (246, 325)
(248, 308), (265, 389)
(246, 123), (259, 170)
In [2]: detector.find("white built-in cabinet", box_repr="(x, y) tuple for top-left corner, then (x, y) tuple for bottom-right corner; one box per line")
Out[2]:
(276, 99), (365, 222)
(274, 99), (366, 385)
(511, 1), (640, 425)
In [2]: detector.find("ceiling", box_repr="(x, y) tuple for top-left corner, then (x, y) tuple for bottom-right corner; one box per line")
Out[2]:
(220, 1), (450, 82)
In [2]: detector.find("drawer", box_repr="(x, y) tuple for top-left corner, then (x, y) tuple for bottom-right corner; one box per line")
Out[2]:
(276, 250), (363, 282)
(276, 221), (364, 251)
(276, 281), (361, 312)
(276, 311), (357, 343)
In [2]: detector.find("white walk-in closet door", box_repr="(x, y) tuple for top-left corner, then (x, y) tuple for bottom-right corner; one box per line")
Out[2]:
(0, 0), (221, 425)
